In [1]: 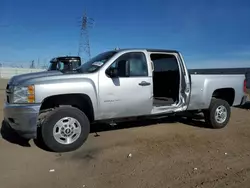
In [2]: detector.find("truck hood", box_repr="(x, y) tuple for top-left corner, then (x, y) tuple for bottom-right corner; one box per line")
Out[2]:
(9, 70), (63, 85)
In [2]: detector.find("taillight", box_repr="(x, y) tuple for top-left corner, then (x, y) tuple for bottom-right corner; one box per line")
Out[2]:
(244, 79), (247, 93)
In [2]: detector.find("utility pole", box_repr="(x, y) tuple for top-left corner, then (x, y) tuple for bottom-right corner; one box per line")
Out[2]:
(78, 12), (94, 61)
(30, 60), (35, 69)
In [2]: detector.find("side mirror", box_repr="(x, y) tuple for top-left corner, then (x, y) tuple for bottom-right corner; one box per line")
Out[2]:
(106, 67), (118, 78)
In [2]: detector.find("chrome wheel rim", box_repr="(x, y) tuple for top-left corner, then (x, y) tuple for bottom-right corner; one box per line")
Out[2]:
(215, 105), (227, 124)
(53, 117), (81, 145)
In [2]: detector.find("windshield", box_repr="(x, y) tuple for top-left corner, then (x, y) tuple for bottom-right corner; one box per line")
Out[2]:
(77, 51), (117, 73)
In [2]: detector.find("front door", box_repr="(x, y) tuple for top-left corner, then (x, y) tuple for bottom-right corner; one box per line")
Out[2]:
(98, 52), (153, 119)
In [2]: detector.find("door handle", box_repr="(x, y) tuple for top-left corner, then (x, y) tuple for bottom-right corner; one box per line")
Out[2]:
(139, 81), (151, 86)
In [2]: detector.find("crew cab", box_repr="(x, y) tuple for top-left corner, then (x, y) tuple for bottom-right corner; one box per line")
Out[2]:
(4, 49), (247, 152)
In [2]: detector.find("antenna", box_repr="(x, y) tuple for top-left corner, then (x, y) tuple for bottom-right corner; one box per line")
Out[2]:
(78, 12), (94, 61)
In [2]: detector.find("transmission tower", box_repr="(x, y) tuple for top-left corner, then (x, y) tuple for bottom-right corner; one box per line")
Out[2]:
(78, 12), (94, 61)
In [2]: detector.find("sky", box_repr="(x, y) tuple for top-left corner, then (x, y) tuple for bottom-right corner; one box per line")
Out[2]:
(0, 0), (250, 68)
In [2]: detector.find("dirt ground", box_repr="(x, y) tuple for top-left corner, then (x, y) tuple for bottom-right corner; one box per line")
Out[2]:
(0, 90), (250, 188)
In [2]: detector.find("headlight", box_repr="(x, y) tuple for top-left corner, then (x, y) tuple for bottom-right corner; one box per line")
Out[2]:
(13, 85), (35, 104)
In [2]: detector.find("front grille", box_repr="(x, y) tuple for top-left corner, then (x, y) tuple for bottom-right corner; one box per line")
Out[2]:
(6, 84), (13, 104)
(6, 84), (12, 93)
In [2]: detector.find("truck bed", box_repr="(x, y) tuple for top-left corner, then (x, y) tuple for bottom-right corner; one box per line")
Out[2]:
(187, 74), (246, 111)
(189, 68), (250, 89)
(189, 68), (250, 75)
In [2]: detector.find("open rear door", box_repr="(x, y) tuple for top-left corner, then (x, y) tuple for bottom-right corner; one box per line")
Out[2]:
(177, 53), (191, 111)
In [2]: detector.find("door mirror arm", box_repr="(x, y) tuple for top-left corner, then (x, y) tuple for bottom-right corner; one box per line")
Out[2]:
(106, 67), (118, 78)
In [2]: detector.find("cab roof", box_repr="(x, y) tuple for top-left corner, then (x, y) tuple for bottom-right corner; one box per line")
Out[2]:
(50, 56), (81, 62)
(114, 48), (179, 54)
(54, 56), (81, 60)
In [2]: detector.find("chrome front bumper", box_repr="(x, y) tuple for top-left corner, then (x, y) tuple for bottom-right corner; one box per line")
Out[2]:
(3, 103), (41, 139)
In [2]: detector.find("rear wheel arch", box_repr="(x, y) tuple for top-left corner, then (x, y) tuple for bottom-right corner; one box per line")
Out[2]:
(211, 88), (235, 106)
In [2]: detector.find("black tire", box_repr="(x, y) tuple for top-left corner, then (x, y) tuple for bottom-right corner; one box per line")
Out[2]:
(40, 106), (90, 152)
(203, 98), (231, 129)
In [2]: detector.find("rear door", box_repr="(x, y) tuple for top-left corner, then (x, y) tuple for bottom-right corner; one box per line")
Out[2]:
(98, 51), (153, 119)
(177, 53), (191, 110)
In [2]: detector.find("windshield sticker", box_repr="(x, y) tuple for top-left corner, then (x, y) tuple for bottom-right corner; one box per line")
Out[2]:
(92, 61), (104, 66)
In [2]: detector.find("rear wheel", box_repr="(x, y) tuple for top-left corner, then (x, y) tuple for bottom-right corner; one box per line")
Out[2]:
(40, 106), (90, 152)
(203, 98), (231, 129)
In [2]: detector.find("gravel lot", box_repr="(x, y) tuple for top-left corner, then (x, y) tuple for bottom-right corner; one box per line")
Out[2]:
(0, 81), (250, 188)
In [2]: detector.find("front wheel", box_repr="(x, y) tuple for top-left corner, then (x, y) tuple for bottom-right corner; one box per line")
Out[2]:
(203, 98), (231, 129)
(40, 107), (90, 152)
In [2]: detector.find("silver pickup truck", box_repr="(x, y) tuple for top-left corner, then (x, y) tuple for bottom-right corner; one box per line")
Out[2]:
(4, 49), (247, 152)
